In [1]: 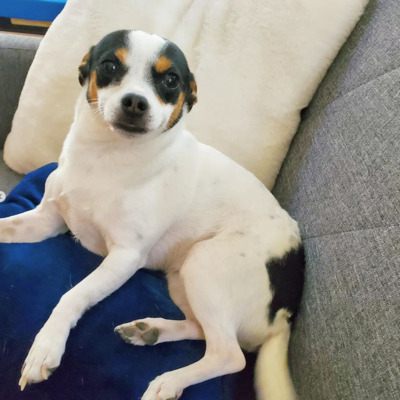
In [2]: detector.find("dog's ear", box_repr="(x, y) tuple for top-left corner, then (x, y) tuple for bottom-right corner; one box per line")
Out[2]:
(185, 72), (197, 112)
(78, 46), (94, 86)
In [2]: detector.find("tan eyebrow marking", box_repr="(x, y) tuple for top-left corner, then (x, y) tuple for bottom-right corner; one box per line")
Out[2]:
(155, 55), (172, 73)
(115, 48), (128, 64)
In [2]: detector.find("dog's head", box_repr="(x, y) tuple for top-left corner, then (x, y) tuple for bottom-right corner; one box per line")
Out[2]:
(78, 30), (197, 136)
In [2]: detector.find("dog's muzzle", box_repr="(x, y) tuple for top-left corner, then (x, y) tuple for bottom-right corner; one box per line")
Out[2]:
(113, 93), (149, 134)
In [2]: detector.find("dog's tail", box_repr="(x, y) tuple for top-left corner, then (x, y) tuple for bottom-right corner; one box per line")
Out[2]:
(254, 316), (297, 400)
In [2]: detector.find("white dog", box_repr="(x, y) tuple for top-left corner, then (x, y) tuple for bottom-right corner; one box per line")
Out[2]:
(0, 30), (305, 400)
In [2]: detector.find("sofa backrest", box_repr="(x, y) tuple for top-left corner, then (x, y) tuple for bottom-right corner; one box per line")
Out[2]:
(272, 1), (400, 399)
(0, 33), (41, 150)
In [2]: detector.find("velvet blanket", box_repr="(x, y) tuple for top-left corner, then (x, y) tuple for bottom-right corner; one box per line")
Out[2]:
(0, 164), (256, 400)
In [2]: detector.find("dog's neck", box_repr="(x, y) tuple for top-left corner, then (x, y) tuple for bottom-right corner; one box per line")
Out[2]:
(59, 92), (193, 180)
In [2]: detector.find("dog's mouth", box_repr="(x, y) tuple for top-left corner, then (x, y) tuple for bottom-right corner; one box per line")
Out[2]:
(111, 121), (147, 134)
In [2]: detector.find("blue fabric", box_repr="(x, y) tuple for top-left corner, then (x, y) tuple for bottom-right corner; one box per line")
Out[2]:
(0, 163), (256, 400)
(0, 1), (66, 22)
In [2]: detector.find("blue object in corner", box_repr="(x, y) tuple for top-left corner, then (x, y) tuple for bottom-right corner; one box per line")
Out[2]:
(0, 0), (66, 22)
(0, 163), (256, 400)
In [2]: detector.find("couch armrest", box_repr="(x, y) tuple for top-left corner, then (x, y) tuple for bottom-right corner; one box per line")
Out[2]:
(0, 33), (41, 149)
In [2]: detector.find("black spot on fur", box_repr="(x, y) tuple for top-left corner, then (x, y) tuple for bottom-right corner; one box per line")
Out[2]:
(151, 41), (196, 112)
(79, 30), (129, 89)
(266, 245), (305, 324)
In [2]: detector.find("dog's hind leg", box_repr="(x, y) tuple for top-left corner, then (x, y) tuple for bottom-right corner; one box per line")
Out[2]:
(142, 330), (245, 400)
(115, 269), (204, 345)
(115, 317), (204, 345)
(141, 240), (247, 400)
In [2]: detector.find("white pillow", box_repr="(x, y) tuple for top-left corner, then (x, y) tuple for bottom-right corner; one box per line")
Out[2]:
(3, 0), (368, 189)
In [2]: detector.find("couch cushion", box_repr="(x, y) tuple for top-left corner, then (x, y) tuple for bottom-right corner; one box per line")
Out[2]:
(0, 33), (41, 149)
(3, 0), (369, 189)
(302, 0), (400, 117)
(291, 228), (399, 400)
(273, 1), (400, 398)
(275, 69), (400, 238)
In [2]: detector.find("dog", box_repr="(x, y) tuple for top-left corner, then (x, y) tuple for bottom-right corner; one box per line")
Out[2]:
(0, 30), (305, 400)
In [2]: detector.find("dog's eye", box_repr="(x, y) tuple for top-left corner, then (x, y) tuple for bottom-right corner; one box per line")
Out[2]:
(163, 73), (180, 89)
(100, 60), (117, 76)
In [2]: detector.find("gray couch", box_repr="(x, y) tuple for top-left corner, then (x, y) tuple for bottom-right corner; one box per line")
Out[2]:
(0, 1), (399, 399)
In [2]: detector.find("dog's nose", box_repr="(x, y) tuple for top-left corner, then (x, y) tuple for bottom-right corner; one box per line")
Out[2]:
(121, 93), (149, 116)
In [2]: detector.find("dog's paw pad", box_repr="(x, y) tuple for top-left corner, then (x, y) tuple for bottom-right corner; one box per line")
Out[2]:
(115, 321), (159, 345)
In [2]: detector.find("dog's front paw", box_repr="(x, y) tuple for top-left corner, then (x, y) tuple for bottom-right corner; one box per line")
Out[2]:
(19, 327), (67, 390)
(141, 373), (183, 400)
(115, 320), (159, 346)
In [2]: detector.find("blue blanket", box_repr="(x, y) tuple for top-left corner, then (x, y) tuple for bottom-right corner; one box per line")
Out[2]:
(0, 164), (256, 400)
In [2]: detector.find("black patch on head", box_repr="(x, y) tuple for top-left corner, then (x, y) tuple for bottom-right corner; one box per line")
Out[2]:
(78, 30), (129, 89)
(266, 245), (305, 324)
(151, 41), (196, 112)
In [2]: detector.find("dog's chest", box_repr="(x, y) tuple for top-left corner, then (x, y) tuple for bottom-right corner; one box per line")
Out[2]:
(52, 158), (192, 258)
(54, 187), (111, 255)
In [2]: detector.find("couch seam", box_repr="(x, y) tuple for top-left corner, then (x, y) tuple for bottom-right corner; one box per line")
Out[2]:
(0, 47), (39, 52)
(302, 224), (399, 241)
